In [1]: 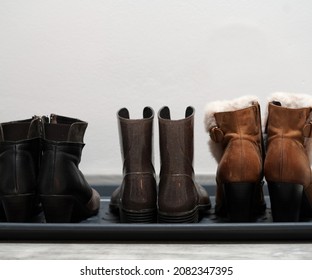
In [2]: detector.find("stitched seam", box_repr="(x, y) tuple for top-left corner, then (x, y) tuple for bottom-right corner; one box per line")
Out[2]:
(13, 145), (17, 194)
(51, 145), (57, 193)
(235, 113), (244, 181)
(280, 131), (284, 182)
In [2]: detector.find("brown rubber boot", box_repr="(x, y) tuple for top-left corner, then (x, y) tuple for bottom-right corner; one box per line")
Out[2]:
(110, 107), (157, 223)
(204, 96), (266, 222)
(0, 116), (43, 222)
(158, 106), (211, 223)
(264, 93), (312, 222)
(38, 114), (100, 223)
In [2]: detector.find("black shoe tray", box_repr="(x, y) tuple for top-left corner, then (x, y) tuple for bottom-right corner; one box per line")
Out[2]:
(1, 185), (312, 241)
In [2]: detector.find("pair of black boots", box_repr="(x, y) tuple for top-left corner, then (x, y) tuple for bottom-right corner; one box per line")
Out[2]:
(0, 114), (100, 223)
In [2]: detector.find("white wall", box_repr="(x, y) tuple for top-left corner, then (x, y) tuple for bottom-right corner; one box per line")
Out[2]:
(1, 1), (312, 179)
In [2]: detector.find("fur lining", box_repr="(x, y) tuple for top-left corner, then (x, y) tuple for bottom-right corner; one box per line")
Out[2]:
(267, 92), (312, 109)
(204, 95), (259, 132)
(204, 95), (259, 163)
(266, 92), (312, 167)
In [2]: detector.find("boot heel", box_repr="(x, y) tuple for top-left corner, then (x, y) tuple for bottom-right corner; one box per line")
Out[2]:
(120, 208), (157, 223)
(224, 183), (256, 222)
(41, 195), (75, 223)
(0, 201), (5, 221)
(268, 182), (303, 222)
(1, 194), (35, 222)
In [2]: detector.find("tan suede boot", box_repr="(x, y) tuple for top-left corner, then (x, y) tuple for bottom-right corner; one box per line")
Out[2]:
(264, 93), (312, 222)
(205, 96), (266, 222)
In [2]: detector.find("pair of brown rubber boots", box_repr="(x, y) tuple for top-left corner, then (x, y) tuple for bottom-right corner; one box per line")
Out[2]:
(205, 93), (312, 222)
(0, 114), (100, 223)
(110, 106), (211, 223)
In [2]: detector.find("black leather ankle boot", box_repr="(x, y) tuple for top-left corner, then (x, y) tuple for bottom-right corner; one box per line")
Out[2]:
(0, 116), (43, 222)
(38, 114), (100, 223)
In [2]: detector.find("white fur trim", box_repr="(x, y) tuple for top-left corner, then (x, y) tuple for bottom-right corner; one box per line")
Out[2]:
(264, 92), (312, 131)
(204, 95), (259, 162)
(204, 95), (259, 132)
(267, 92), (312, 109)
(266, 92), (312, 167)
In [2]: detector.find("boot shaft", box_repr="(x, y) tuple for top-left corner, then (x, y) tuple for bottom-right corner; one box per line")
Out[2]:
(213, 103), (263, 152)
(158, 106), (194, 176)
(40, 114), (88, 187)
(118, 107), (154, 174)
(0, 117), (42, 142)
(44, 114), (87, 143)
(38, 115), (91, 201)
(0, 117), (43, 195)
(39, 141), (88, 197)
(266, 102), (312, 143)
(205, 98), (264, 183)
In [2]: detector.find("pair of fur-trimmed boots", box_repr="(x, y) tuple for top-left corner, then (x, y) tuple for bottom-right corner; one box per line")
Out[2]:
(205, 92), (312, 222)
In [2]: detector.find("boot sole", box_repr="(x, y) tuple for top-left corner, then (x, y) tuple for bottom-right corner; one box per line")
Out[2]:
(157, 204), (210, 223)
(109, 203), (157, 223)
(120, 208), (157, 223)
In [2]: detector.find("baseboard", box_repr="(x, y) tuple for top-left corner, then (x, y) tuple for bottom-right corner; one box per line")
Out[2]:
(85, 174), (216, 186)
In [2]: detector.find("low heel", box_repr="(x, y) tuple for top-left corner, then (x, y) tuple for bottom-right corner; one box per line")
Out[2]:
(268, 182), (303, 222)
(223, 182), (256, 222)
(41, 195), (75, 223)
(300, 193), (312, 219)
(1, 194), (36, 222)
(0, 202), (5, 221)
(120, 208), (157, 223)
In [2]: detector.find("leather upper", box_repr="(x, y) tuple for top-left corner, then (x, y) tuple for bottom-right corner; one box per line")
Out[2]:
(110, 107), (157, 212)
(158, 106), (211, 214)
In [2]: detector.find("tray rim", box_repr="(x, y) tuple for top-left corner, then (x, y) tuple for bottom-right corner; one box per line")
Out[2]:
(1, 222), (312, 241)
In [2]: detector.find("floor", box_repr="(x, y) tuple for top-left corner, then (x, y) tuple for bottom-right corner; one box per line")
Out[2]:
(1, 242), (312, 259)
